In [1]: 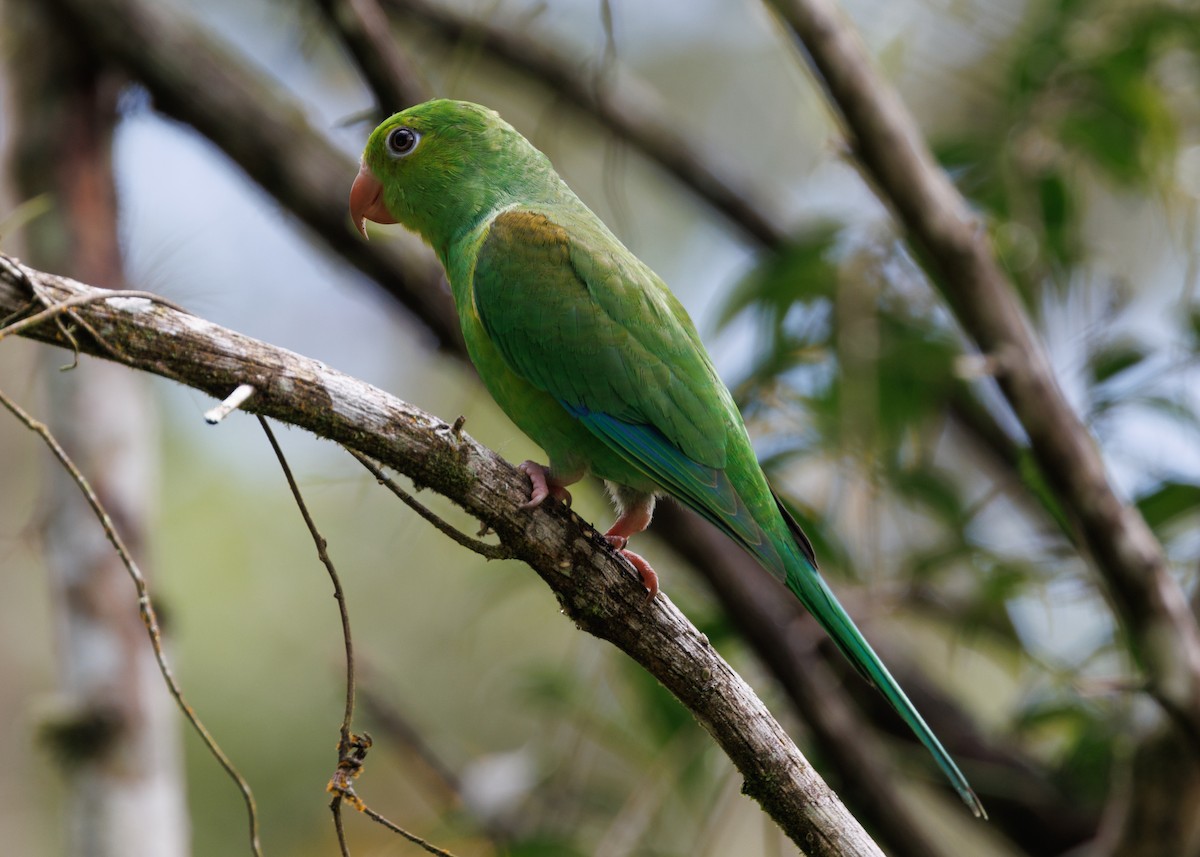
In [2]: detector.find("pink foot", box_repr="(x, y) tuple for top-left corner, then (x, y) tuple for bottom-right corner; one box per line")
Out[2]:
(518, 460), (573, 509)
(604, 536), (659, 601)
(603, 495), (658, 601)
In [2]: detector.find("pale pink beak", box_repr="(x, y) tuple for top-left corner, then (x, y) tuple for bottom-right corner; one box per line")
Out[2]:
(349, 161), (397, 239)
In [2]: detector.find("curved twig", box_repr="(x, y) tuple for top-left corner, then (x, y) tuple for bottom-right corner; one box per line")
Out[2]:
(0, 387), (263, 857)
(350, 449), (512, 560)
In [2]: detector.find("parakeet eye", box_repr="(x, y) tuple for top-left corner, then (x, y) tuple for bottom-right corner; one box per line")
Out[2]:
(386, 126), (420, 157)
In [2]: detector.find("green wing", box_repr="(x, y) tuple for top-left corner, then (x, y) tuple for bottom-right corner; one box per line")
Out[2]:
(471, 207), (729, 472)
(471, 208), (985, 816)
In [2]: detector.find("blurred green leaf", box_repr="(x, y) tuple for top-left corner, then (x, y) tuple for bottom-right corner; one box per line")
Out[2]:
(1014, 694), (1116, 804)
(982, 561), (1036, 604)
(873, 311), (959, 436)
(1188, 307), (1200, 349)
(719, 225), (842, 330)
(1018, 449), (1074, 538)
(1038, 172), (1075, 266)
(889, 466), (966, 527)
(1136, 481), (1200, 531)
(1089, 340), (1147, 385)
(938, 0), (1198, 308)
(505, 837), (590, 857)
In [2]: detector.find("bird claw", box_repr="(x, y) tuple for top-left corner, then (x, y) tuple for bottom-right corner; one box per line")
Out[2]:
(605, 536), (658, 601)
(518, 460), (572, 509)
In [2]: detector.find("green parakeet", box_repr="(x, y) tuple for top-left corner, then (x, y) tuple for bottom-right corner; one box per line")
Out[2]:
(351, 99), (984, 818)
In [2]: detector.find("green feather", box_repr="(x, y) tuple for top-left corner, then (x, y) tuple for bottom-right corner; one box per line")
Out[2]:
(358, 98), (986, 818)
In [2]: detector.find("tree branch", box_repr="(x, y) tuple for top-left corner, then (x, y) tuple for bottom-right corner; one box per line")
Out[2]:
(764, 0), (1200, 740)
(0, 252), (887, 857)
(653, 506), (953, 857)
(313, 0), (431, 117)
(45, 0), (462, 355)
(379, 0), (787, 247)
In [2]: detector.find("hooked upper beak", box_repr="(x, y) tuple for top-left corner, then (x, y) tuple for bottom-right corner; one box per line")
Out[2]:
(349, 161), (397, 239)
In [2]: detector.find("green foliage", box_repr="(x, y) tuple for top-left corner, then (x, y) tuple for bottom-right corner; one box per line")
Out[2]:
(1088, 339), (1148, 385)
(8, 0), (1200, 852)
(1136, 480), (1200, 531)
(937, 0), (1199, 301)
(720, 224), (842, 328)
(714, 2), (1200, 828)
(720, 232), (987, 583)
(504, 839), (591, 857)
(1014, 692), (1119, 804)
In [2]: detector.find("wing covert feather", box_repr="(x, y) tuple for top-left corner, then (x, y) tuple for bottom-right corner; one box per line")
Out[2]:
(472, 208), (728, 470)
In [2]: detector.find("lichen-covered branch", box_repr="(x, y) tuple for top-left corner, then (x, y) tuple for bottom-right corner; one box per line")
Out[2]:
(0, 252), (885, 857)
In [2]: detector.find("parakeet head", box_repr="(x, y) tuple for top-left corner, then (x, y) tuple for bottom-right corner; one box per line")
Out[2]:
(350, 99), (560, 249)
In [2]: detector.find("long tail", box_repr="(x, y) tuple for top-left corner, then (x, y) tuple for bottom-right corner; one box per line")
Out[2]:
(771, 497), (986, 819)
(566, 405), (985, 815)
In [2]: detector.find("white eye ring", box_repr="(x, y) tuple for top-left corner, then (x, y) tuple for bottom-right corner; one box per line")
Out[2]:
(386, 126), (421, 157)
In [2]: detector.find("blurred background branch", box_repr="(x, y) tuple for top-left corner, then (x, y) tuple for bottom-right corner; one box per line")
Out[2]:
(3, 2), (187, 855)
(764, 0), (1200, 746)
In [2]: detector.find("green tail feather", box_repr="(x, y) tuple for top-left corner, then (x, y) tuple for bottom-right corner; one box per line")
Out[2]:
(771, 498), (987, 819)
(565, 406), (985, 816)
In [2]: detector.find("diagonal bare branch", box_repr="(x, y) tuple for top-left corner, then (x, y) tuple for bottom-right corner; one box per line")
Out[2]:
(379, 0), (787, 247)
(0, 252), (888, 856)
(313, 0), (431, 116)
(41, 0), (1043, 839)
(39, 0), (1085, 844)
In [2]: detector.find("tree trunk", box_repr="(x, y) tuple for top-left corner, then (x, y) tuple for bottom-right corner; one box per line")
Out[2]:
(5, 2), (189, 854)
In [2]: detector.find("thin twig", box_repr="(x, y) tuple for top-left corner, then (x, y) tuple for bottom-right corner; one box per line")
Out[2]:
(259, 416), (356, 742)
(330, 733), (459, 857)
(332, 800), (351, 857)
(327, 732), (460, 856)
(350, 448), (512, 560)
(360, 804), (460, 857)
(259, 413), (360, 855)
(0, 387), (263, 857)
(1, 255), (83, 364)
(205, 383), (256, 424)
(260, 417), (461, 857)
